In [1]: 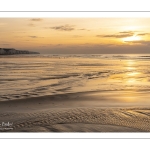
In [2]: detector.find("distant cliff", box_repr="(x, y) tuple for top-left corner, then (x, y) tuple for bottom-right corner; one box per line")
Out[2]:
(0, 48), (40, 55)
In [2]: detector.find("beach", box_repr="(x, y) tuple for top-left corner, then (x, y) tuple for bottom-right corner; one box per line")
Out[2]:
(0, 54), (150, 132)
(0, 91), (150, 132)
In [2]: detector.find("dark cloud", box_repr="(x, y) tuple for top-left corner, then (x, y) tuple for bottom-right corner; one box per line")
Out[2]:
(137, 33), (150, 36)
(124, 40), (150, 46)
(119, 31), (134, 34)
(50, 24), (75, 31)
(30, 18), (43, 21)
(97, 31), (150, 39)
(104, 34), (133, 38)
(28, 36), (37, 38)
(28, 36), (44, 38)
(46, 26), (90, 32)
(78, 28), (90, 31)
(28, 18), (43, 27)
(79, 28), (86, 30)
(96, 31), (134, 38)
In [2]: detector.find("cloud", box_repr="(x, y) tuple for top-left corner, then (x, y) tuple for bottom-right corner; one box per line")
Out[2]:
(97, 31), (150, 39)
(28, 36), (37, 38)
(96, 31), (134, 38)
(30, 18), (43, 21)
(119, 31), (134, 34)
(28, 36), (44, 38)
(124, 40), (150, 46)
(79, 28), (86, 30)
(50, 24), (75, 31)
(137, 33), (150, 36)
(28, 18), (43, 27)
(78, 28), (90, 31)
(46, 25), (89, 32)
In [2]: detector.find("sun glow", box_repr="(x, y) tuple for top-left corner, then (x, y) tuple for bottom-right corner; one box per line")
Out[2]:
(123, 35), (141, 42)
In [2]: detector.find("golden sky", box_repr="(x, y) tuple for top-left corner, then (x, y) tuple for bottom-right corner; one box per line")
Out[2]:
(0, 18), (150, 54)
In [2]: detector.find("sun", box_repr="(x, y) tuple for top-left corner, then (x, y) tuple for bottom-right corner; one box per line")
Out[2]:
(122, 35), (141, 42)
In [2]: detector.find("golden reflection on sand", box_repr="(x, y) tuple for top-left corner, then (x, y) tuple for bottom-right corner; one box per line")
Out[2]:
(126, 72), (141, 84)
(122, 60), (140, 102)
(127, 60), (135, 66)
(125, 60), (141, 85)
(127, 72), (140, 76)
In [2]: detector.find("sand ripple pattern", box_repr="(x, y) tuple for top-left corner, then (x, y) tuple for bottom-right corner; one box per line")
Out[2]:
(1, 107), (150, 132)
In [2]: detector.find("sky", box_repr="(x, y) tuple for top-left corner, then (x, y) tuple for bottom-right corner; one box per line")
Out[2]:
(0, 18), (150, 54)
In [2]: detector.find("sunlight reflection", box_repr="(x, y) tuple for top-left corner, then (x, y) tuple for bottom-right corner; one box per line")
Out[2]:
(126, 78), (136, 83)
(125, 60), (136, 71)
(127, 72), (140, 76)
(127, 60), (135, 66)
(126, 66), (135, 70)
(125, 60), (140, 85)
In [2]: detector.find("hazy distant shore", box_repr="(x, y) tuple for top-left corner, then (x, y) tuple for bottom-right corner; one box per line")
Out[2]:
(0, 91), (150, 132)
(0, 48), (39, 55)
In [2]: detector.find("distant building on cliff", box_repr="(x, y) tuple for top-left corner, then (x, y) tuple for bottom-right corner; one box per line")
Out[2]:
(0, 48), (40, 55)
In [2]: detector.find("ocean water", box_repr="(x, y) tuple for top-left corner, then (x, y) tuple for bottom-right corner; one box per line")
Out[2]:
(0, 54), (150, 103)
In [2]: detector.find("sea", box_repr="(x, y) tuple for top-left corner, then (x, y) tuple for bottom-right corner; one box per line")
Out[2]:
(0, 54), (150, 104)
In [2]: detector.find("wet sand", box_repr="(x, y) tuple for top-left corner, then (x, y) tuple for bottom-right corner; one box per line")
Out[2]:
(0, 91), (150, 132)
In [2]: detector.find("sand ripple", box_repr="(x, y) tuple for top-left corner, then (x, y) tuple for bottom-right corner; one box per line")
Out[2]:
(1, 107), (150, 132)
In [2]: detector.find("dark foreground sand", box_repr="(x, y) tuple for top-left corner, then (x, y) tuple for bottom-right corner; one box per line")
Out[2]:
(0, 91), (150, 132)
